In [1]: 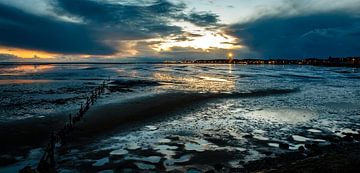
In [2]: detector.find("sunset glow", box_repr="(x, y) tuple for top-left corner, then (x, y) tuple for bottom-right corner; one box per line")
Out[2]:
(150, 22), (242, 52)
(0, 1), (360, 172)
(0, 0), (359, 61)
(0, 47), (58, 59)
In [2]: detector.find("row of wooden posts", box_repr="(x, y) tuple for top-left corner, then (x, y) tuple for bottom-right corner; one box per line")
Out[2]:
(35, 80), (108, 173)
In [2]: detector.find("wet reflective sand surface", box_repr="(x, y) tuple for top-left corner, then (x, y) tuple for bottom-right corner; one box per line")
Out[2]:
(0, 64), (359, 172)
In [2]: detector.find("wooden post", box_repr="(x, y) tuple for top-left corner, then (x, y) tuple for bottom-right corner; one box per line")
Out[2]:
(50, 132), (55, 168)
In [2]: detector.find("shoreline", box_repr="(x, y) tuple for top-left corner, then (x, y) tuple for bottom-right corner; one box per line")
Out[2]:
(1, 88), (359, 172)
(244, 142), (360, 173)
(0, 92), (215, 161)
(1, 57), (359, 68)
(0, 88), (299, 167)
(0, 88), (299, 149)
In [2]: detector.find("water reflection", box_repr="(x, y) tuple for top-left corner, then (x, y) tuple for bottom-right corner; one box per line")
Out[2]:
(0, 65), (54, 76)
(246, 108), (315, 123)
(153, 72), (236, 93)
(228, 64), (233, 74)
(0, 79), (52, 85)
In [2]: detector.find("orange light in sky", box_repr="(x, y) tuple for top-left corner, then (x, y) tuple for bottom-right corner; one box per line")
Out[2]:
(0, 47), (58, 58)
(150, 21), (242, 52)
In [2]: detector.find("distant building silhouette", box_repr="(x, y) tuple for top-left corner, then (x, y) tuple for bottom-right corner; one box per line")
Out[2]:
(164, 56), (360, 67)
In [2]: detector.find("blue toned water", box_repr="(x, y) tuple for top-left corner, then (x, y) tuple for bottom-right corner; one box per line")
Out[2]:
(0, 63), (359, 171)
(0, 64), (359, 122)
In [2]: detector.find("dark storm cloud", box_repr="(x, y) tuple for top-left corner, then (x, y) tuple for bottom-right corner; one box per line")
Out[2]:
(0, 3), (116, 55)
(171, 32), (204, 41)
(0, 0), (224, 57)
(184, 12), (220, 27)
(228, 12), (360, 58)
(0, 0), (188, 55)
(53, 0), (184, 39)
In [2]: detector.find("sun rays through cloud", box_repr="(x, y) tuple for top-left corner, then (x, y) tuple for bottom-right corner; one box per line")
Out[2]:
(149, 22), (242, 53)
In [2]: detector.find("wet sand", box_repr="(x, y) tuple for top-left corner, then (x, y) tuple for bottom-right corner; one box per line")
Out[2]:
(0, 88), (298, 166)
(71, 88), (298, 139)
(244, 143), (360, 173)
(0, 113), (67, 156)
(66, 92), (214, 142)
(0, 87), (359, 172)
(0, 92), (213, 157)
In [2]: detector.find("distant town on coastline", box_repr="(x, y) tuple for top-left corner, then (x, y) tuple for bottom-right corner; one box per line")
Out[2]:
(164, 57), (360, 68)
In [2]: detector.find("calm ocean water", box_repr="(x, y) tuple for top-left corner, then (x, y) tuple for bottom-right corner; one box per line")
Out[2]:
(0, 64), (359, 122)
(0, 64), (359, 171)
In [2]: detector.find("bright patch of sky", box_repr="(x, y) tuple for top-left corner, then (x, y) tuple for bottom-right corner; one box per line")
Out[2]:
(150, 21), (241, 51)
(171, 0), (360, 24)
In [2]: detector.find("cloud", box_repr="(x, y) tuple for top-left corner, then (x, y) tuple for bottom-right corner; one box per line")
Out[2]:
(2, 0), (358, 60)
(228, 12), (360, 58)
(0, 54), (22, 62)
(0, 3), (117, 55)
(53, 0), (184, 39)
(1, 0), (223, 58)
(0, 0), (190, 57)
(184, 12), (220, 27)
(157, 46), (233, 60)
(231, 0), (360, 24)
(0, 53), (56, 62)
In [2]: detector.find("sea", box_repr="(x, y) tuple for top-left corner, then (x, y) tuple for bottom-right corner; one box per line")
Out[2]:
(0, 63), (359, 172)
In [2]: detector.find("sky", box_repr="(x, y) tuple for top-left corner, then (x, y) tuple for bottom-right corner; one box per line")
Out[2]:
(0, 0), (359, 62)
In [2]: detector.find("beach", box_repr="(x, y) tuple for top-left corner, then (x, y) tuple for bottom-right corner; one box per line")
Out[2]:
(0, 64), (359, 172)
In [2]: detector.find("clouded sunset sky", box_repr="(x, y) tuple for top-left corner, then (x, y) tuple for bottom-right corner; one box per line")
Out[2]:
(0, 0), (359, 62)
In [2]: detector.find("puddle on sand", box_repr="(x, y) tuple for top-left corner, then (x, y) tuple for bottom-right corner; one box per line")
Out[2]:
(92, 157), (109, 167)
(307, 129), (322, 133)
(154, 145), (178, 158)
(126, 143), (141, 150)
(109, 149), (128, 156)
(154, 145), (178, 151)
(334, 128), (360, 137)
(268, 143), (280, 148)
(185, 143), (206, 152)
(164, 154), (193, 168)
(253, 135), (269, 141)
(247, 108), (314, 123)
(145, 125), (158, 131)
(340, 128), (359, 134)
(125, 156), (162, 164)
(292, 135), (326, 142)
(236, 147), (247, 152)
(252, 129), (270, 141)
(134, 162), (156, 170)
(289, 144), (304, 150)
(268, 142), (303, 150)
(158, 138), (171, 143)
(184, 138), (212, 152)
